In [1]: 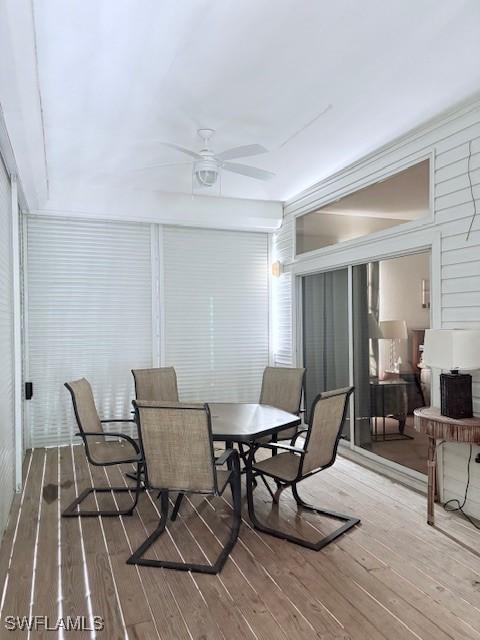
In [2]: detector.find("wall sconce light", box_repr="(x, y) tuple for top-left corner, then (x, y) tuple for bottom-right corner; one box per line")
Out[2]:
(421, 279), (430, 309)
(271, 261), (283, 278)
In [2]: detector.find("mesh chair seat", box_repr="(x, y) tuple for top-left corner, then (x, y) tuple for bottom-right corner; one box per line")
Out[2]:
(85, 439), (140, 465)
(252, 452), (301, 482)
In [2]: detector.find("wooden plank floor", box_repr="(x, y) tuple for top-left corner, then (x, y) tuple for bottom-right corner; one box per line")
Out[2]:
(0, 446), (479, 639)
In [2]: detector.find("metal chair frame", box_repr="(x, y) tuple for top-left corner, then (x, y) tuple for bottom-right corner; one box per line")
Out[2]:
(246, 387), (360, 551)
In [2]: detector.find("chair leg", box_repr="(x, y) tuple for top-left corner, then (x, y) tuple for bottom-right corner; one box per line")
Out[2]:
(127, 461), (241, 574)
(63, 462), (144, 518)
(170, 492), (184, 521)
(125, 466), (150, 488)
(246, 470), (360, 551)
(127, 490), (169, 564)
(257, 472), (277, 502)
(238, 443), (250, 471)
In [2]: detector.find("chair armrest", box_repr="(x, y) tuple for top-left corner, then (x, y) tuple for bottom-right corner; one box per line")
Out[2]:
(78, 431), (141, 456)
(291, 428), (308, 446)
(255, 441), (305, 454)
(215, 449), (236, 466)
(101, 418), (136, 424)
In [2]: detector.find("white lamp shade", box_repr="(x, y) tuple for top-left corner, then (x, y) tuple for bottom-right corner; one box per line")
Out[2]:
(379, 320), (408, 340)
(423, 329), (480, 371)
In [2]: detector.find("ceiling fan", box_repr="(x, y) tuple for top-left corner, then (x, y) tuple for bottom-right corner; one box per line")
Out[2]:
(133, 129), (275, 187)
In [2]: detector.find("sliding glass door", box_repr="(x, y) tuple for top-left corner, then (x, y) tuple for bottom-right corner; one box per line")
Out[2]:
(301, 251), (431, 473)
(302, 268), (350, 436)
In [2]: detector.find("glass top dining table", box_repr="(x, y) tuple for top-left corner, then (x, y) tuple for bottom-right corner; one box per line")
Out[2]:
(208, 403), (301, 443)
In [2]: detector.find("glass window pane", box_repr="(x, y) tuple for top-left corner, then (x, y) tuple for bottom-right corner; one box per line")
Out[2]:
(296, 160), (430, 255)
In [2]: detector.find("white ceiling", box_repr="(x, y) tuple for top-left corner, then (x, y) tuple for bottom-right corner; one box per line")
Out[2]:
(10, 1), (480, 203)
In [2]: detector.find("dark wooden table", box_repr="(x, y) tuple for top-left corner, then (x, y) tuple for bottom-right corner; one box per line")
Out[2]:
(370, 379), (413, 441)
(414, 406), (480, 525)
(209, 403), (301, 443)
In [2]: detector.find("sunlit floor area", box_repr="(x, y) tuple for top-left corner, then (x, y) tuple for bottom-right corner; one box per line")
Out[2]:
(1, 445), (479, 639)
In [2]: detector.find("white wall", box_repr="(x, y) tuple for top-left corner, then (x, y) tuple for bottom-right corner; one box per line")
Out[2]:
(0, 0), (48, 209)
(379, 252), (430, 376)
(379, 253), (430, 330)
(273, 95), (480, 518)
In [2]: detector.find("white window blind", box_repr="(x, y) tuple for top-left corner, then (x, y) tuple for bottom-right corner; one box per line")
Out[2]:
(163, 226), (269, 402)
(26, 217), (154, 447)
(0, 156), (14, 534)
(272, 272), (293, 366)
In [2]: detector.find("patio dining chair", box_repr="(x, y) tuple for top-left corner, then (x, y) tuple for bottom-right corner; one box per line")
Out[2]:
(246, 386), (360, 550)
(128, 401), (241, 574)
(242, 366), (305, 495)
(63, 378), (144, 517)
(258, 366), (306, 441)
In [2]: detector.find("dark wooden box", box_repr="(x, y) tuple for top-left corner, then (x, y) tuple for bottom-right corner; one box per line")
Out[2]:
(440, 373), (473, 419)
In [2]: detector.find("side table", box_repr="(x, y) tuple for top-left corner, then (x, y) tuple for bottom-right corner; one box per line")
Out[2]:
(413, 407), (480, 525)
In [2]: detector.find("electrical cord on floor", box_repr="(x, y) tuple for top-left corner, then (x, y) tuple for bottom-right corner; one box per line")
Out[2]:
(440, 444), (480, 530)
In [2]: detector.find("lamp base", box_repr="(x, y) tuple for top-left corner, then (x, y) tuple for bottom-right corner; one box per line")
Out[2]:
(440, 373), (473, 419)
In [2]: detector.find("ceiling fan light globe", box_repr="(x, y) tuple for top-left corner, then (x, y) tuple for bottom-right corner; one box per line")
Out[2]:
(194, 158), (218, 186)
(196, 169), (217, 186)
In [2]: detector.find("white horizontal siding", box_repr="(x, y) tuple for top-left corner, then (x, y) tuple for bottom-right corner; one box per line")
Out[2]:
(163, 226), (269, 402)
(434, 113), (480, 516)
(276, 97), (480, 518)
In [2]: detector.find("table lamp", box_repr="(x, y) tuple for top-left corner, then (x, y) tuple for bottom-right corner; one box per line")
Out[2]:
(368, 313), (382, 339)
(423, 329), (480, 419)
(379, 320), (408, 373)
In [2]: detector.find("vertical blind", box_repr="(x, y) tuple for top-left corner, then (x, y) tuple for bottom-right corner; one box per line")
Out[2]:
(163, 226), (269, 402)
(26, 217), (154, 447)
(0, 156), (14, 533)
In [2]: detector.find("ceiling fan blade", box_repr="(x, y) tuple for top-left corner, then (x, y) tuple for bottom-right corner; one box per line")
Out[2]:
(160, 142), (203, 160)
(216, 144), (268, 161)
(222, 162), (275, 181)
(128, 160), (192, 173)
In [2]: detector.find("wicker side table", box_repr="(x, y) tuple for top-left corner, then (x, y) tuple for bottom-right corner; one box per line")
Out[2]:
(414, 407), (480, 525)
